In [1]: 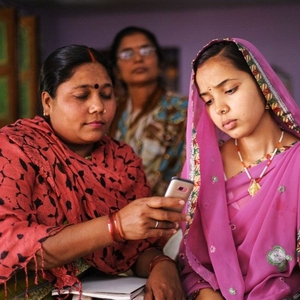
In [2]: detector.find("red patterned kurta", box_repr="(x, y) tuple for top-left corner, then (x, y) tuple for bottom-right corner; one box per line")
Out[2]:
(0, 116), (157, 297)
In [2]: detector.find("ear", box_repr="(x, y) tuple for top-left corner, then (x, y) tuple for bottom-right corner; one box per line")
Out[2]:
(41, 91), (53, 117)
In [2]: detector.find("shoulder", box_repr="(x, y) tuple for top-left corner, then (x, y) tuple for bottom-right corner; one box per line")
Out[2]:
(156, 91), (188, 124)
(162, 91), (188, 107)
(0, 118), (30, 144)
(0, 117), (51, 148)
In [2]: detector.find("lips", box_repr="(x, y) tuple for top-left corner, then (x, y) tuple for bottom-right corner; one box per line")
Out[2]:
(132, 67), (148, 74)
(222, 119), (237, 130)
(87, 120), (104, 125)
(86, 120), (105, 128)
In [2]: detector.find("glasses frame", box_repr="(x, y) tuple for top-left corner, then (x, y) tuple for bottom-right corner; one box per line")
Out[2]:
(118, 46), (157, 61)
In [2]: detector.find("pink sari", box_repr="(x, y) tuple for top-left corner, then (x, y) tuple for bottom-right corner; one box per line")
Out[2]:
(179, 38), (300, 299)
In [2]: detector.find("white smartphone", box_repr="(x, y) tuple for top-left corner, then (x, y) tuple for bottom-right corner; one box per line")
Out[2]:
(164, 177), (194, 212)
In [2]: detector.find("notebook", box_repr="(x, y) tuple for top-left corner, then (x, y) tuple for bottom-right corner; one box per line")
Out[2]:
(52, 274), (146, 300)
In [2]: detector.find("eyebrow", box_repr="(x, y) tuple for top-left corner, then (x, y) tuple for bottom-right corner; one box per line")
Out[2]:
(73, 83), (113, 90)
(199, 78), (237, 97)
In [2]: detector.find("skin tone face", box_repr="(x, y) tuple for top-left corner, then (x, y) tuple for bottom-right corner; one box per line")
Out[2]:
(116, 33), (160, 87)
(42, 62), (116, 157)
(195, 55), (269, 140)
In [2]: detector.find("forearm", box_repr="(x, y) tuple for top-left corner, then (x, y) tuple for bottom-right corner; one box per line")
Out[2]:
(29, 195), (187, 271)
(29, 215), (112, 270)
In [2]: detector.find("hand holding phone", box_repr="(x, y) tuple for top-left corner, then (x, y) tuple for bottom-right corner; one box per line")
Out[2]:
(164, 177), (194, 212)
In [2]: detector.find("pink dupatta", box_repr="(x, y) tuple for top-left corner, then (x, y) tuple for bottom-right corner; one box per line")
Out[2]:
(179, 38), (300, 299)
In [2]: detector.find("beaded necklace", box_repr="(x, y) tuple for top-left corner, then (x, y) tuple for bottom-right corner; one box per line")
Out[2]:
(235, 130), (284, 197)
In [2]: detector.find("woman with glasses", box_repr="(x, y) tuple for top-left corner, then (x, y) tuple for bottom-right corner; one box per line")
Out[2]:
(109, 26), (188, 196)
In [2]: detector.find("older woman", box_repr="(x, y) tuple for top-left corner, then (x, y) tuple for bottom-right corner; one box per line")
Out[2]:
(0, 45), (186, 299)
(109, 26), (188, 196)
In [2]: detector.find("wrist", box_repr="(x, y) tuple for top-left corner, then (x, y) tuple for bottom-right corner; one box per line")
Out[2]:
(148, 254), (176, 273)
(107, 212), (125, 243)
(187, 289), (200, 300)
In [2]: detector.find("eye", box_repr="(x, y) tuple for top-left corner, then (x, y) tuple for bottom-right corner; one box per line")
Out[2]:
(139, 46), (156, 56)
(100, 86), (114, 100)
(118, 49), (134, 60)
(226, 86), (237, 94)
(75, 93), (89, 100)
(200, 93), (213, 106)
(100, 92), (113, 100)
(204, 99), (213, 106)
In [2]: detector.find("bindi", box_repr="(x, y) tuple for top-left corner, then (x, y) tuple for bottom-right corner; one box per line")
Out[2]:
(94, 84), (99, 89)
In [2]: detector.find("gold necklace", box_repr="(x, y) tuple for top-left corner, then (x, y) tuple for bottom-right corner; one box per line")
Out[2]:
(235, 131), (284, 197)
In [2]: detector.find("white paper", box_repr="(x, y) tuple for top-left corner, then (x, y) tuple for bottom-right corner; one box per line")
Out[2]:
(52, 274), (146, 300)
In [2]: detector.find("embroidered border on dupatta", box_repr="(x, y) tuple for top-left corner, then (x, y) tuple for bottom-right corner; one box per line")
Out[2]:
(184, 82), (201, 236)
(235, 41), (300, 135)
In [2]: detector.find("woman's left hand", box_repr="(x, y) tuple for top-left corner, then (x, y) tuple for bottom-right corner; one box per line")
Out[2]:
(144, 259), (185, 300)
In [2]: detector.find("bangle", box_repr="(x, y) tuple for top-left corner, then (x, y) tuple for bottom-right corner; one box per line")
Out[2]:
(107, 214), (116, 242)
(187, 289), (200, 300)
(107, 213), (125, 243)
(113, 212), (125, 242)
(149, 254), (176, 273)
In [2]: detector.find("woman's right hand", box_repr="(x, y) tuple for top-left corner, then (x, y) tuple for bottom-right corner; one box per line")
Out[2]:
(33, 196), (188, 270)
(117, 196), (189, 241)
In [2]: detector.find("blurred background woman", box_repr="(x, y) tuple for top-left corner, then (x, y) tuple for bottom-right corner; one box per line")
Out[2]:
(109, 26), (188, 196)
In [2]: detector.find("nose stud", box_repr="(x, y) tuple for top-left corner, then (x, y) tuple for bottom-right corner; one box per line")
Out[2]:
(221, 108), (227, 114)
(102, 109), (107, 114)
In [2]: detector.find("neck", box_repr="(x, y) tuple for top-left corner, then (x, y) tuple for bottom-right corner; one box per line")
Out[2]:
(236, 128), (283, 165)
(66, 142), (95, 158)
(127, 82), (158, 111)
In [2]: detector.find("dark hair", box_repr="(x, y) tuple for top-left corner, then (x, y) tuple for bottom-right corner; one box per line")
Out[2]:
(193, 41), (252, 76)
(39, 45), (114, 99)
(109, 26), (164, 69)
(193, 40), (271, 113)
(108, 27), (166, 137)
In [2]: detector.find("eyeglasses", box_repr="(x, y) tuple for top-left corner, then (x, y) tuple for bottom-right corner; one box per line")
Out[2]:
(118, 46), (156, 61)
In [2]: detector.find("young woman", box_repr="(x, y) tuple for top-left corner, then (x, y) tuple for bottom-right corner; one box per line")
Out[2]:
(178, 38), (300, 299)
(0, 45), (187, 300)
(109, 26), (188, 196)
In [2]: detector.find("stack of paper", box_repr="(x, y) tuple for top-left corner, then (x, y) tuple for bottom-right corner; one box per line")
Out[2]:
(52, 274), (146, 300)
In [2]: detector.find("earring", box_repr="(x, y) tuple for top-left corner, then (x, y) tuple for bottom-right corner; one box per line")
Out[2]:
(43, 112), (49, 118)
(265, 103), (270, 110)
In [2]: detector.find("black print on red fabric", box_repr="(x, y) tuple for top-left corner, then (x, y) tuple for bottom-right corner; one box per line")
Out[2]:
(19, 158), (28, 171)
(17, 253), (27, 263)
(1, 251), (9, 259)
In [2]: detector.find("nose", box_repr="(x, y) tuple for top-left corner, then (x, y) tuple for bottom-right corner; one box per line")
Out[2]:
(133, 51), (143, 61)
(88, 97), (106, 114)
(215, 101), (229, 115)
(218, 107), (228, 115)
